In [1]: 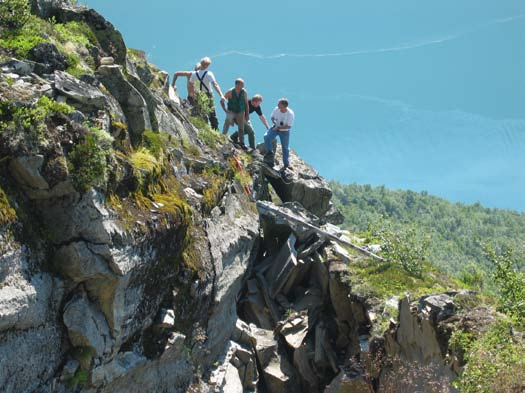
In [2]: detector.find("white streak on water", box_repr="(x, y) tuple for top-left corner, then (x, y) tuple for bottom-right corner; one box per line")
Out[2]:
(211, 14), (525, 60)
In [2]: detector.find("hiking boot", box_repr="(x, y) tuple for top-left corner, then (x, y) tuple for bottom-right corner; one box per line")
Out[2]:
(229, 135), (239, 144)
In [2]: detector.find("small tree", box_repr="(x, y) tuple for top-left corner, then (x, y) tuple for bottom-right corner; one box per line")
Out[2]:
(367, 218), (430, 277)
(483, 245), (525, 323)
(0, 0), (30, 29)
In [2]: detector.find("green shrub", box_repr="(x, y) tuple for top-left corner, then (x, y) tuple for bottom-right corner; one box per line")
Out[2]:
(191, 91), (214, 120)
(0, 15), (46, 57)
(344, 256), (451, 302)
(483, 245), (525, 324)
(366, 219), (430, 277)
(181, 137), (201, 157)
(189, 116), (222, 148)
(0, 96), (73, 148)
(458, 262), (486, 291)
(68, 128), (114, 192)
(0, 15), (97, 75)
(53, 21), (96, 47)
(455, 320), (525, 393)
(142, 130), (165, 159)
(449, 329), (475, 364)
(0, 0), (30, 29)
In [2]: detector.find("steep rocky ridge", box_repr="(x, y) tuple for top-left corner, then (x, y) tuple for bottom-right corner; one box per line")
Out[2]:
(0, 2), (515, 393)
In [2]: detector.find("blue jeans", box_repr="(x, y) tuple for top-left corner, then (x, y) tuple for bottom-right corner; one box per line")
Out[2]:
(264, 127), (290, 166)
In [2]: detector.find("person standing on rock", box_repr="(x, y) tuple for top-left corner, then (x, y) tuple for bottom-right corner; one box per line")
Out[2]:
(229, 94), (270, 150)
(221, 78), (249, 148)
(188, 56), (225, 130)
(264, 98), (295, 170)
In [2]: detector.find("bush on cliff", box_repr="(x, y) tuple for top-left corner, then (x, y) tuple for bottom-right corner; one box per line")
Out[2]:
(454, 320), (525, 393)
(0, 96), (73, 151)
(0, 12), (97, 76)
(0, 0), (30, 30)
(67, 127), (114, 192)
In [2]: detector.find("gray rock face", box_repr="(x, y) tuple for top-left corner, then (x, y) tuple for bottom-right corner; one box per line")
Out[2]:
(1, 58), (35, 76)
(0, 245), (64, 332)
(0, 245), (65, 393)
(37, 189), (112, 245)
(91, 333), (192, 393)
(8, 155), (76, 200)
(391, 296), (446, 363)
(97, 65), (151, 145)
(91, 351), (147, 386)
(29, 0), (68, 18)
(9, 155), (48, 190)
(53, 241), (115, 283)
(63, 291), (113, 357)
(252, 327), (299, 392)
(257, 151), (333, 218)
(0, 271), (58, 331)
(54, 70), (107, 110)
(329, 261), (370, 355)
(380, 295), (458, 392)
(125, 68), (192, 142)
(203, 192), (259, 363)
(0, 325), (65, 392)
(210, 340), (259, 392)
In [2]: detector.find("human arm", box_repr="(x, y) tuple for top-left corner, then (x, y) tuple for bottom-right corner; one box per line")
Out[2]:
(220, 89), (232, 112)
(172, 71), (192, 88)
(213, 81), (226, 102)
(259, 114), (270, 130)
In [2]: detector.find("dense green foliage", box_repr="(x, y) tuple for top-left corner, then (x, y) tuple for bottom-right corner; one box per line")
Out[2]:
(454, 320), (525, 393)
(330, 182), (525, 285)
(67, 128), (114, 192)
(188, 116), (224, 148)
(0, 0), (30, 29)
(0, 96), (74, 149)
(0, 13), (97, 76)
(191, 91), (214, 121)
(365, 218), (431, 276)
(483, 245), (525, 323)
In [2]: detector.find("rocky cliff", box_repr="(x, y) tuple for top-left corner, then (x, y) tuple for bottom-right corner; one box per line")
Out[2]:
(0, 2), (508, 393)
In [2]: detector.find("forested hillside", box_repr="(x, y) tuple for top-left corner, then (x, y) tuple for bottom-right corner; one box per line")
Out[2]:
(329, 181), (525, 286)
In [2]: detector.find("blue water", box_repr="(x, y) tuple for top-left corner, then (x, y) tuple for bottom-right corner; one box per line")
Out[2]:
(301, 98), (525, 211)
(82, 0), (525, 212)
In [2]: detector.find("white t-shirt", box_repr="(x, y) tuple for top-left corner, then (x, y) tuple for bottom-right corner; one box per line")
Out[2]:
(189, 69), (216, 94)
(271, 107), (295, 130)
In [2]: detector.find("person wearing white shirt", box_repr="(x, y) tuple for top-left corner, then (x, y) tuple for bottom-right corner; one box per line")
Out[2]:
(264, 98), (295, 170)
(188, 57), (225, 130)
